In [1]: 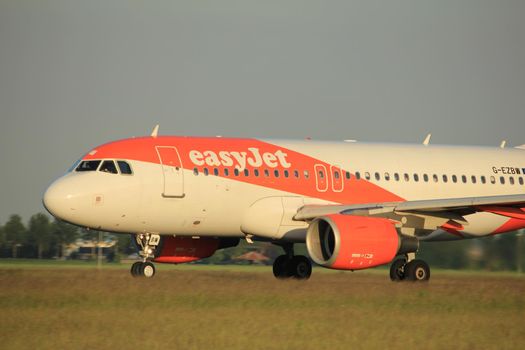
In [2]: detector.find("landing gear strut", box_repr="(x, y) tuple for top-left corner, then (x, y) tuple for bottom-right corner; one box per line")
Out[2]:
(130, 233), (160, 278)
(272, 243), (312, 280)
(390, 254), (430, 282)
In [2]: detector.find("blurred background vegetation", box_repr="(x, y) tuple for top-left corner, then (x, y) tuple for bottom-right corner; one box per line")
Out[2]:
(0, 212), (523, 272)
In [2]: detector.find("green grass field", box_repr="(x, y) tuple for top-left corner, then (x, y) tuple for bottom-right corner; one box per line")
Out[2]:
(1, 261), (524, 350)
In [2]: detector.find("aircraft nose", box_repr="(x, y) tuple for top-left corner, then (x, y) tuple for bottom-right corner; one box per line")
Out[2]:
(43, 178), (76, 221)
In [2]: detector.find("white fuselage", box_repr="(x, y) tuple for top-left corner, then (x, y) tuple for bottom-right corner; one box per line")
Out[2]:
(43, 137), (525, 242)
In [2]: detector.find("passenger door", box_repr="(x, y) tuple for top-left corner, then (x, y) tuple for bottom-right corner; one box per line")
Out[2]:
(156, 146), (185, 198)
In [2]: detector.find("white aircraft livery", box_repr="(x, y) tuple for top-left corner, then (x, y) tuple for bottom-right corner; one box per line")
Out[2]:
(43, 128), (525, 281)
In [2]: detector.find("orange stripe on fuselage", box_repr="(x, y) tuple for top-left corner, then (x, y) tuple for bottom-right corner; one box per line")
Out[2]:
(83, 136), (405, 204)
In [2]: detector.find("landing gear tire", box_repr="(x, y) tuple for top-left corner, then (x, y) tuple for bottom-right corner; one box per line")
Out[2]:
(405, 259), (430, 282)
(131, 233), (161, 278)
(141, 262), (156, 278)
(273, 255), (292, 279)
(130, 261), (156, 278)
(389, 258), (407, 281)
(291, 256), (312, 280)
(131, 262), (143, 277)
(273, 255), (312, 280)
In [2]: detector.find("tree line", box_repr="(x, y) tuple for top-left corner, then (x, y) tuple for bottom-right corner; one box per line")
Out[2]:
(0, 212), (523, 271)
(0, 213), (133, 259)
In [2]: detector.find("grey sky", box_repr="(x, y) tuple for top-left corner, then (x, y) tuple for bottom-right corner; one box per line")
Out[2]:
(1, 0), (525, 223)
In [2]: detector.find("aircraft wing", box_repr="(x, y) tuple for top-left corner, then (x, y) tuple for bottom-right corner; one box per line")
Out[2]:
(294, 194), (525, 229)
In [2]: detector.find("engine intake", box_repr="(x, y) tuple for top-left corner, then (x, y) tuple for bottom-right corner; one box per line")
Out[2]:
(306, 214), (418, 270)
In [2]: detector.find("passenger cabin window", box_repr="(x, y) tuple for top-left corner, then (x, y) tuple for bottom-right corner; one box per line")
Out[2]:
(193, 168), (199, 176)
(471, 175), (476, 184)
(117, 161), (133, 175)
(234, 169), (240, 176)
(244, 169), (249, 177)
(452, 175), (458, 183)
(204, 168), (209, 176)
(500, 176), (505, 185)
(443, 175), (448, 183)
(365, 172), (371, 180)
(461, 175), (467, 183)
(214, 168), (219, 176)
(100, 160), (118, 174)
(394, 173), (400, 181)
(423, 174), (429, 182)
(375, 172), (380, 181)
(432, 174), (438, 183)
(265, 169), (270, 177)
(519, 177), (524, 186)
(254, 169), (260, 177)
(345, 172), (351, 180)
(284, 170), (289, 178)
(481, 176), (486, 184)
(355, 172), (361, 180)
(384, 172), (390, 181)
(510, 177), (515, 185)
(76, 160), (101, 172)
(294, 170), (300, 178)
(413, 174), (419, 182)
(224, 169), (229, 176)
(490, 176), (496, 184)
(404, 173), (410, 182)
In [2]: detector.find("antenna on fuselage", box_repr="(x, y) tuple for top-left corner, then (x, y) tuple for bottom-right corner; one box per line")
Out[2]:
(151, 124), (159, 138)
(423, 133), (431, 146)
(500, 140), (507, 149)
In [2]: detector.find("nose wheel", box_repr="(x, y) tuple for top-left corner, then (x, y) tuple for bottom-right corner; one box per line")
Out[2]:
(131, 233), (161, 278)
(130, 261), (156, 278)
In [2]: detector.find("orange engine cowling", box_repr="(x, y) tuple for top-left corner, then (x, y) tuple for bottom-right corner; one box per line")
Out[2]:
(306, 214), (417, 270)
(153, 236), (239, 264)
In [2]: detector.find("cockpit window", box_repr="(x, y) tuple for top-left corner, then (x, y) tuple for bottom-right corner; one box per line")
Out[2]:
(75, 159), (132, 175)
(117, 161), (133, 175)
(68, 158), (83, 172)
(99, 160), (118, 174)
(76, 160), (101, 172)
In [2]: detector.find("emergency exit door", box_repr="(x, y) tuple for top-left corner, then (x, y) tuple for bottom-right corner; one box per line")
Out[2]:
(156, 146), (184, 198)
(314, 164), (328, 192)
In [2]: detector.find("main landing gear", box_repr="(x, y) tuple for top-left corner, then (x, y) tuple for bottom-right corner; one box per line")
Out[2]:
(272, 243), (312, 280)
(389, 253), (430, 282)
(130, 233), (160, 278)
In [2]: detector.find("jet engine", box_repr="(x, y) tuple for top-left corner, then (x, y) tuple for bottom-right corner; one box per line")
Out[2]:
(306, 214), (418, 270)
(153, 236), (239, 264)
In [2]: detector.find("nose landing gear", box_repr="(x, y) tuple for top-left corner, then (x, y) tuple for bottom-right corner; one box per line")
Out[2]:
(131, 261), (156, 278)
(131, 233), (161, 278)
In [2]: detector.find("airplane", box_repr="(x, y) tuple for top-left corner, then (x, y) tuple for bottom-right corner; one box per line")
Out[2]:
(43, 127), (525, 282)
